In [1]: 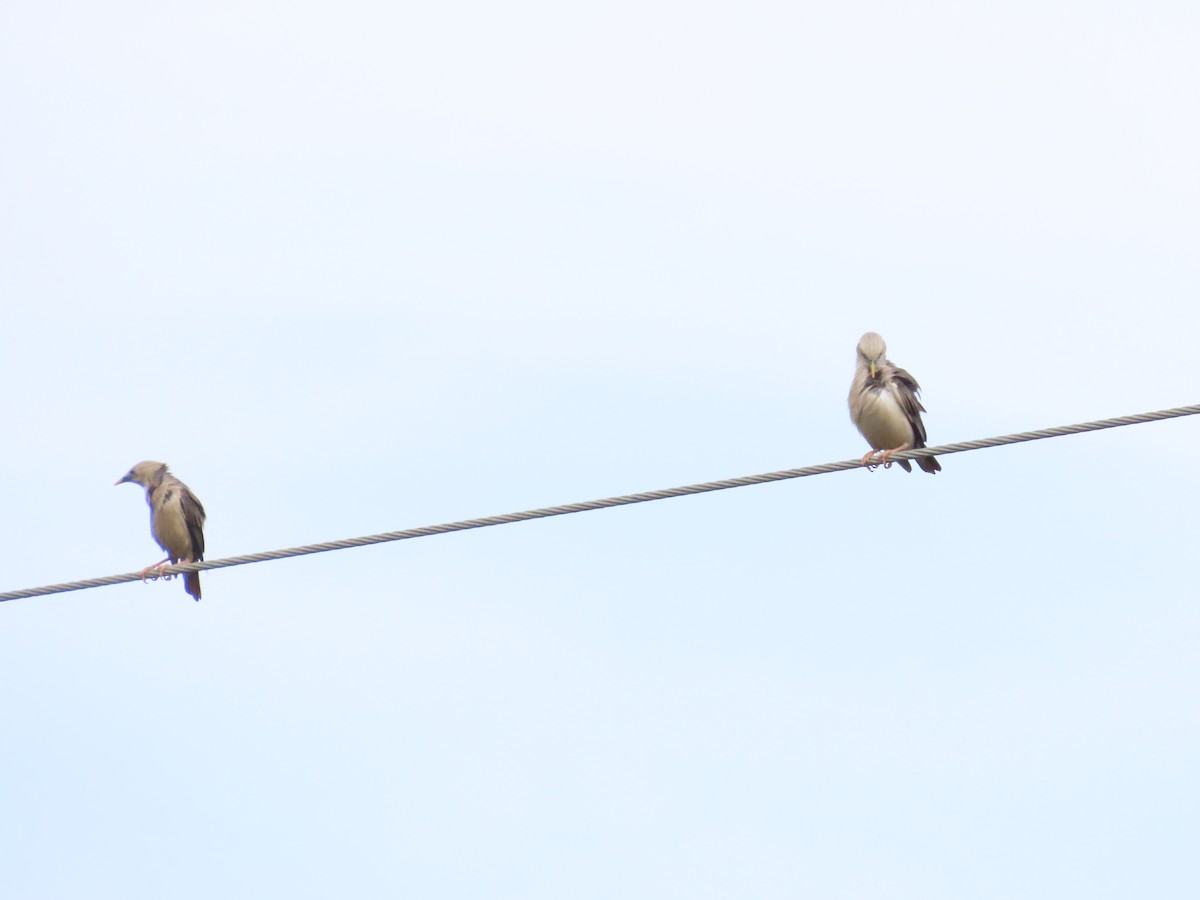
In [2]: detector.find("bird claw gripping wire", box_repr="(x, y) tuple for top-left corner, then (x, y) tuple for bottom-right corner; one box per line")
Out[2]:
(139, 563), (176, 584)
(860, 449), (897, 471)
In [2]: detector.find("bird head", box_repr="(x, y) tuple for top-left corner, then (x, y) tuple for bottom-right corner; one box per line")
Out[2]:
(116, 460), (168, 487)
(856, 331), (887, 379)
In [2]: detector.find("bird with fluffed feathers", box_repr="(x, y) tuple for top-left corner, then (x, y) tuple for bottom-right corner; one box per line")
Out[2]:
(849, 331), (941, 474)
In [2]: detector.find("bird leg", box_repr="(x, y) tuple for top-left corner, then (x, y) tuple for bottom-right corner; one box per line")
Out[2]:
(140, 559), (175, 582)
(878, 443), (912, 468)
(860, 449), (883, 470)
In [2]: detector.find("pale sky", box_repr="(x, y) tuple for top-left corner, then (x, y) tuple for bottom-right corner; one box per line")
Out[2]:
(2, 2), (1198, 898)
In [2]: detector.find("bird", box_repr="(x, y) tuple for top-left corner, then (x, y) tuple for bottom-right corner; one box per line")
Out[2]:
(848, 331), (941, 473)
(116, 461), (207, 600)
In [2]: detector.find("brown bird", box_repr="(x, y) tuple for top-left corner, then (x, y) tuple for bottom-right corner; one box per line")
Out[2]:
(848, 332), (941, 473)
(116, 461), (207, 600)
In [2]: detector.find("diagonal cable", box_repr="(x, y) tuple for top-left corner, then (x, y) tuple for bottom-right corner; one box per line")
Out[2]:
(2, 402), (1197, 603)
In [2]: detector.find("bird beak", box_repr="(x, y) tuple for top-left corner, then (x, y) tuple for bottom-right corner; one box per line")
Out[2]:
(115, 475), (129, 486)
(869, 361), (877, 379)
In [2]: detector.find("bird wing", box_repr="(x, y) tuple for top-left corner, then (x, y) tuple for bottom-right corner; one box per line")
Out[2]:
(180, 486), (207, 561)
(886, 364), (929, 447)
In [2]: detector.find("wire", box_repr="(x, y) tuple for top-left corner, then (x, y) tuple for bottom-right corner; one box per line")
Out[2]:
(2, 402), (1197, 603)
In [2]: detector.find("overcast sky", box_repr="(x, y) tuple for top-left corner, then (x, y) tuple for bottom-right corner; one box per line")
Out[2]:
(2, 2), (1198, 898)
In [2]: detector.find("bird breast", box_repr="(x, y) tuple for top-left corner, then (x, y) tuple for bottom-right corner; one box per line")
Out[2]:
(855, 385), (913, 450)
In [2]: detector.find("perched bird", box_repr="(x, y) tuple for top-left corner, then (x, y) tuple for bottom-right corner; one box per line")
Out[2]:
(116, 461), (207, 600)
(849, 332), (941, 473)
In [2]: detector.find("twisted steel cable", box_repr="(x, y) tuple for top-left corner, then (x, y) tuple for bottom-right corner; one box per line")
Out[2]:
(2, 403), (1197, 603)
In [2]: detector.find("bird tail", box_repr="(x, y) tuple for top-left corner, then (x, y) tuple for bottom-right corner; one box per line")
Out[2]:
(917, 454), (941, 474)
(184, 571), (202, 601)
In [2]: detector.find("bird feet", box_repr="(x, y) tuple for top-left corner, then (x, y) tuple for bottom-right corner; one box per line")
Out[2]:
(879, 445), (912, 469)
(861, 450), (892, 471)
(140, 561), (175, 583)
(861, 445), (910, 471)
